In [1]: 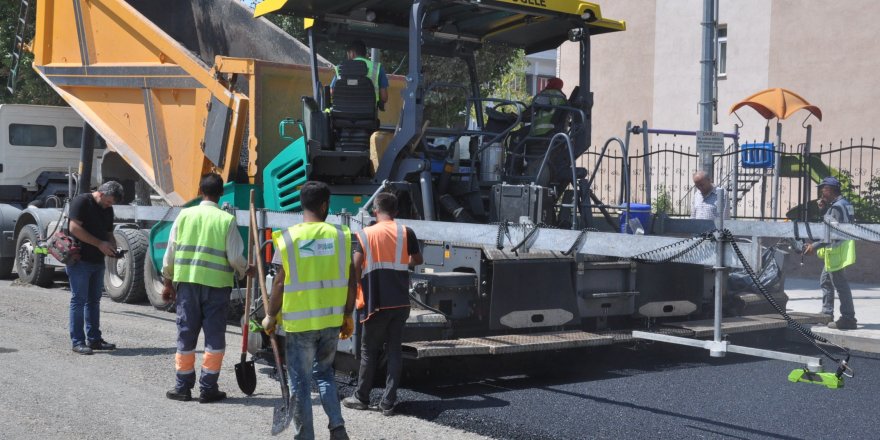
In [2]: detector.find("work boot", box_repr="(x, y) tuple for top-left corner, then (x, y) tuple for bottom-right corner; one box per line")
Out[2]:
(72, 344), (94, 355)
(88, 339), (117, 350)
(341, 396), (369, 410)
(199, 389), (227, 403)
(828, 317), (857, 330)
(329, 426), (350, 440)
(166, 388), (192, 402)
(377, 401), (396, 417)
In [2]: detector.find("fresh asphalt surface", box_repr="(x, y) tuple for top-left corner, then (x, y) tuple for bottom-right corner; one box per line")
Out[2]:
(351, 335), (880, 440)
(2, 273), (878, 439)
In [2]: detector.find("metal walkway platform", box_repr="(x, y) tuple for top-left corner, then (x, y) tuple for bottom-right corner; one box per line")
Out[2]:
(400, 312), (831, 359)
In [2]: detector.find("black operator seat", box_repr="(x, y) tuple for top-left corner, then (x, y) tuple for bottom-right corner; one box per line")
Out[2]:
(330, 59), (380, 151)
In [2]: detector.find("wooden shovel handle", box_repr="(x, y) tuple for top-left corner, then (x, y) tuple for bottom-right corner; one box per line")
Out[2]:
(241, 191), (255, 354)
(249, 195), (287, 381)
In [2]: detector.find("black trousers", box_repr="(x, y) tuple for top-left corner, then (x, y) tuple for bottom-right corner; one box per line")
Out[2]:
(355, 307), (410, 407)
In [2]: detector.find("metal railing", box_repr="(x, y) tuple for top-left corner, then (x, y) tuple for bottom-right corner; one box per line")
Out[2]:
(580, 137), (880, 221)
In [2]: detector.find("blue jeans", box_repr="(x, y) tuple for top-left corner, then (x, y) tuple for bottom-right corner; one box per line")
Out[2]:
(66, 261), (105, 347)
(285, 326), (344, 440)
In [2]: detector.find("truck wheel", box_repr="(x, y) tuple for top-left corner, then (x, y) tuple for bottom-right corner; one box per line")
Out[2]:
(144, 248), (173, 311)
(16, 224), (54, 287)
(0, 257), (13, 279)
(104, 229), (147, 303)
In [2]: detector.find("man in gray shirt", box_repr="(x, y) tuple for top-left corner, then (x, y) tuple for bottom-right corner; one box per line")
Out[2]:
(691, 171), (730, 220)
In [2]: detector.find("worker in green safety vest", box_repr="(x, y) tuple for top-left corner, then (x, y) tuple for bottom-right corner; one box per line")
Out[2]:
(262, 181), (357, 440)
(528, 77), (568, 137)
(330, 40), (389, 110)
(162, 173), (252, 403)
(804, 176), (858, 330)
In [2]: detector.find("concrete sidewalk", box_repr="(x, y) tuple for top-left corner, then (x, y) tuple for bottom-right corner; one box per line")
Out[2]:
(785, 277), (880, 354)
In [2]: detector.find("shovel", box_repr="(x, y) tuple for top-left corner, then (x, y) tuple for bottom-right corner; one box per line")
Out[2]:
(234, 191), (257, 396)
(250, 193), (291, 435)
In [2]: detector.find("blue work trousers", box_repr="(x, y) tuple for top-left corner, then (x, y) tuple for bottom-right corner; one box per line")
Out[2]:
(66, 261), (105, 347)
(175, 282), (230, 392)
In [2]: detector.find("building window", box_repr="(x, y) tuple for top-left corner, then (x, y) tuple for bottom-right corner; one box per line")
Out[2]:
(717, 25), (727, 78)
(526, 74), (555, 95)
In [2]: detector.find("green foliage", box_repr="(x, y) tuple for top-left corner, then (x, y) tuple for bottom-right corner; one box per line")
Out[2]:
(423, 46), (527, 128)
(855, 175), (880, 222)
(653, 184), (673, 215)
(0, 0), (65, 105)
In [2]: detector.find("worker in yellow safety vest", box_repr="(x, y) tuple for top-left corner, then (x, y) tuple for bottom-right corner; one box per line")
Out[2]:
(804, 176), (858, 330)
(330, 40), (389, 110)
(162, 173), (251, 403)
(529, 77), (568, 136)
(262, 181), (357, 440)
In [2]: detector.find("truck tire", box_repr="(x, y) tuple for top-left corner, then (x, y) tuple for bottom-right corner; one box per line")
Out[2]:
(144, 248), (173, 311)
(104, 228), (147, 303)
(0, 257), (13, 279)
(16, 224), (55, 287)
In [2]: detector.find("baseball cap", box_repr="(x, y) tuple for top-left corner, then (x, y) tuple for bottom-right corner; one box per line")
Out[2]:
(817, 176), (841, 189)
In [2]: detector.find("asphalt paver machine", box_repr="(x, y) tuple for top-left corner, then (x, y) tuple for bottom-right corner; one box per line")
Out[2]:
(15, 0), (876, 382)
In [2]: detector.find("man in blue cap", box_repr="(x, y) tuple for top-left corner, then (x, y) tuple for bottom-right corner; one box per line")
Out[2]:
(804, 176), (858, 330)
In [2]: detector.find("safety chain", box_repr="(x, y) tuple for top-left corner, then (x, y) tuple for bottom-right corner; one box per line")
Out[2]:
(494, 222), (512, 250)
(562, 227), (598, 256)
(823, 219), (880, 245)
(622, 232), (714, 265)
(723, 229), (853, 378)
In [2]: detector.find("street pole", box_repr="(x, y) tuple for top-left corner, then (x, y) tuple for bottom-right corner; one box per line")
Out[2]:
(699, 0), (716, 178)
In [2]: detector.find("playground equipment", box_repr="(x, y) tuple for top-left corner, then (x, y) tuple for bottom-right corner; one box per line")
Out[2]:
(730, 87), (823, 220)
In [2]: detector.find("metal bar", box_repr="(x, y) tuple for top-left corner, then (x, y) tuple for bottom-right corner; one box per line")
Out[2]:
(77, 123), (96, 195)
(712, 191), (726, 356)
(725, 344), (823, 371)
(632, 331), (824, 371)
(661, 217), (880, 239)
(802, 127), (812, 222)
(308, 28), (321, 106)
(638, 128), (738, 139)
(642, 121), (651, 206)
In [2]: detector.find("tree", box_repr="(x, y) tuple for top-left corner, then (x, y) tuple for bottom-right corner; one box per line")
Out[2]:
(0, 0), (65, 105)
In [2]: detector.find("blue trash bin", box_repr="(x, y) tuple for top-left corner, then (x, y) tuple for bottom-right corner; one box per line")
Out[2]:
(619, 203), (652, 234)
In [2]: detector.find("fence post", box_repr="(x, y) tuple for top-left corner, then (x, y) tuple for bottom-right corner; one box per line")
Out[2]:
(771, 121), (782, 219)
(642, 120), (651, 206)
(731, 125), (740, 218)
(801, 126), (813, 222)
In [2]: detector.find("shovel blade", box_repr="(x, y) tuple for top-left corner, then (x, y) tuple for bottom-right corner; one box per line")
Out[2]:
(234, 360), (257, 396)
(270, 397), (292, 435)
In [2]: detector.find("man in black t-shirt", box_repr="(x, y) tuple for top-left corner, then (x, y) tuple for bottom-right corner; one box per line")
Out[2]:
(66, 181), (124, 355)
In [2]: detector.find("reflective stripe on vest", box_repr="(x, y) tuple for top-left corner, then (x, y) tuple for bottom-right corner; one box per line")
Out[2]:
(357, 222), (407, 276)
(335, 57), (381, 102)
(172, 205), (235, 288)
(274, 223), (351, 333)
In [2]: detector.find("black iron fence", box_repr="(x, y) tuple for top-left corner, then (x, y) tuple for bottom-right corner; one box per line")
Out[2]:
(580, 138), (880, 221)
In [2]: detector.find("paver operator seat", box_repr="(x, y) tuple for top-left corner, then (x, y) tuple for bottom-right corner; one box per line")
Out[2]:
(330, 59), (380, 151)
(301, 59), (378, 179)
